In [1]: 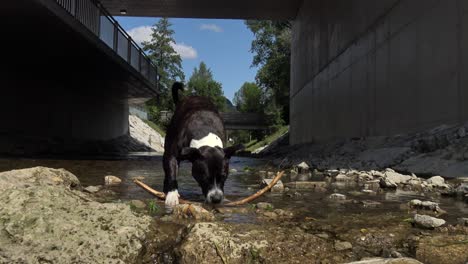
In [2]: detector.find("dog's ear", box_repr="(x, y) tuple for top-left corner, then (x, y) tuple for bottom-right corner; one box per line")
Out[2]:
(223, 144), (244, 159)
(180, 147), (203, 162)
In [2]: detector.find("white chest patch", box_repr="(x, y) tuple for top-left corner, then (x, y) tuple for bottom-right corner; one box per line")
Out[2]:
(190, 132), (223, 149)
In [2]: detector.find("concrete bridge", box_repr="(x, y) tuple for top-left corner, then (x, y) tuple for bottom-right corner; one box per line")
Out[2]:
(3, 0), (468, 153)
(160, 112), (268, 130)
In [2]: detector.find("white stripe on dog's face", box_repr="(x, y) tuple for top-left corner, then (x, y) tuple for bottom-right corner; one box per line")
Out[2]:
(165, 190), (179, 210)
(206, 187), (223, 204)
(190, 133), (223, 149)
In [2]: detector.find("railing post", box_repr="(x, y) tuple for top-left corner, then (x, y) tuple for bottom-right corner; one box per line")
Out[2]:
(113, 25), (118, 52)
(127, 37), (132, 63)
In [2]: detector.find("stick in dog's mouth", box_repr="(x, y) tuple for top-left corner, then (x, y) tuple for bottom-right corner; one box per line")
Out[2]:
(133, 171), (285, 207)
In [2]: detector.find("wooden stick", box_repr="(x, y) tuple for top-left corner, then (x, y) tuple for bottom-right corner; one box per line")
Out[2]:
(133, 171), (285, 207)
(225, 171), (284, 206)
(133, 179), (190, 204)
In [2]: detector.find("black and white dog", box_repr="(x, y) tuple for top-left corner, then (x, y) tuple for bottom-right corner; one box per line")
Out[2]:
(163, 82), (243, 210)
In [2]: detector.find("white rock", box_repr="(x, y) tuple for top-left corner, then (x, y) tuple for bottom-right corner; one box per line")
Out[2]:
(329, 193), (347, 200)
(104, 175), (122, 185)
(413, 214), (446, 228)
(425, 176), (446, 187)
(296, 161), (309, 170)
(336, 174), (350, 181)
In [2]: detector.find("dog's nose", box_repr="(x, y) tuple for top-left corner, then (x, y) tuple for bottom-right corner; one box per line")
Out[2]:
(210, 194), (223, 204)
(208, 191), (223, 204)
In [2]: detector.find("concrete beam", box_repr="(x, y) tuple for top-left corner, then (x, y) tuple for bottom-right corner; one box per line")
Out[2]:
(101, 0), (303, 19)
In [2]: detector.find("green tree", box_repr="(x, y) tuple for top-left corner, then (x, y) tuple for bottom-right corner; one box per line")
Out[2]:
(245, 20), (291, 125)
(187, 62), (225, 111)
(143, 18), (185, 122)
(233, 82), (263, 113)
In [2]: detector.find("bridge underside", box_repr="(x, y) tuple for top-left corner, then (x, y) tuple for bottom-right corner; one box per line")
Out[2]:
(101, 0), (303, 19)
(0, 0), (157, 155)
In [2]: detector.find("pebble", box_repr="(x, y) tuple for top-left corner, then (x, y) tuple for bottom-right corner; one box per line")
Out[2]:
(316, 233), (330, 239)
(413, 214), (446, 229)
(409, 199), (441, 212)
(334, 241), (353, 251)
(83, 185), (101, 193)
(329, 193), (347, 200)
(361, 200), (382, 208)
(104, 175), (122, 185)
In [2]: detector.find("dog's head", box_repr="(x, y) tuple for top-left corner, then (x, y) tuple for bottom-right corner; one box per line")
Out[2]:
(180, 144), (244, 204)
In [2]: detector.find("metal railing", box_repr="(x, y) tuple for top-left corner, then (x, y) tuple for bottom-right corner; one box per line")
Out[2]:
(55, 0), (158, 87)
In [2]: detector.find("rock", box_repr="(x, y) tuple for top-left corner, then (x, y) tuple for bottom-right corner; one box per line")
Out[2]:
(425, 176), (446, 188)
(409, 200), (441, 212)
(379, 177), (398, 188)
(267, 171), (275, 178)
(361, 200), (382, 208)
(336, 174), (350, 181)
(129, 199), (146, 209)
(334, 240), (352, 251)
(296, 161), (310, 173)
(262, 211), (278, 219)
(256, 202), (274, 210)
(413, 214), (446, 229)
(273, 209), (293, 217)
(381, 171), (411, 188)
(457, 126), (466, 138)
(316, 233), (330, 239)
(104, 175), (122, 185)
(173, 204), (214, 221)
(229, 168), (237, 173)
(345, 258), (423, 264)
(416, 234), (468, 264)
(0, 167), (152, 263)
(285, 181), (327, 189)
(83, 185), (101, 193)
(455, 183), (468, 196)
(261, 179), (284, 192)
(457, 217), (468, 226)
(329, 193), (347, 200)
(258, 170), (267, 177)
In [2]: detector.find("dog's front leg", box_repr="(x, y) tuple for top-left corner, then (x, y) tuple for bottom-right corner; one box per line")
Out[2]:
(163, 154), (179, 212)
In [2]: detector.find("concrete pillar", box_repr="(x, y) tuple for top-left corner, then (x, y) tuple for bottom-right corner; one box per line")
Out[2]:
(291, 0), (468, 145)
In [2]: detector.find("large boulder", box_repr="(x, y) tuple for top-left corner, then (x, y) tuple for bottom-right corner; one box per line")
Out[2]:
(0, 167), (152, 264)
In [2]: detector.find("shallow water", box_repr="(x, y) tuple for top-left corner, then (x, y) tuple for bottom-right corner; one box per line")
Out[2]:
(0, 154), (466, 225)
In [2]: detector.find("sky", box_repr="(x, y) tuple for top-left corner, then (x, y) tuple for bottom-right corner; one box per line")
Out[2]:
(115, 17), (259, 101)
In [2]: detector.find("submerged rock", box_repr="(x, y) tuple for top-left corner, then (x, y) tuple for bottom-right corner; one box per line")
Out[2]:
(0, 167), (152, 263)
(173, 204), (214, 221)
(256, 202), (274, 210)
(413, 214), (446, 229)
(334, 240), (353, 251)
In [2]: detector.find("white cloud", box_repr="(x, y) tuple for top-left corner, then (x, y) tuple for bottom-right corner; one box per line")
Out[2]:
(127, 26), (152, 46)
(127, 26), (197, 60)
(200, 23), (223, 33)
(170, 42), (198, 59)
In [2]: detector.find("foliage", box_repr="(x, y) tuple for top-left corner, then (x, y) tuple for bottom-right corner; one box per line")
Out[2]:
(143, 119), (166, 137)
(233, 82), (263, 113)
(186, 62), (226, 111)
(147, 200), (160, 215)
(142, 18), (185, 120)
(245, 20), (291, 125)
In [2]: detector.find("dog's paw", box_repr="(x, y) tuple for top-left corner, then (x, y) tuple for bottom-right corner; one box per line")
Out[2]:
(165, 190), (180, 213)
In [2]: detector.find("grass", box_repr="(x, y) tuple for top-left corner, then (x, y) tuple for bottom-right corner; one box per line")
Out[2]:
(147, 200), (160, 215)
(143, 120), (166, 137)
(245, 126), (289, 152)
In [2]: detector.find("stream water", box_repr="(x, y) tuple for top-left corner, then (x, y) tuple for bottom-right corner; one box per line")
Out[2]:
(0, 154), (466, 225)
